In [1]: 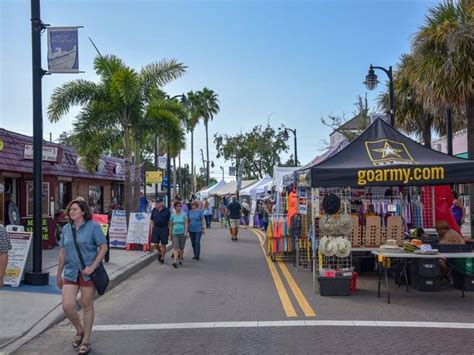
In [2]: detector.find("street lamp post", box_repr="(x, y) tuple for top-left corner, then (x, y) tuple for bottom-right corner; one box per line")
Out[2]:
(364, 64), (395, 127)
(284, 128), (298, 167)
(25, 0), (49, 286)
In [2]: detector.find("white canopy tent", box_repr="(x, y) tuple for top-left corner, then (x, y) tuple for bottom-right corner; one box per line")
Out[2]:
(198, 179), (227, 200)
(239, 175), (273, 199)
(272, 167), (299, 192)
(211, 180), (257, 197)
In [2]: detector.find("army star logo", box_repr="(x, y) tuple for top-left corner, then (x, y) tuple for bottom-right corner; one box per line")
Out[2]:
(373, 142), (403, 159)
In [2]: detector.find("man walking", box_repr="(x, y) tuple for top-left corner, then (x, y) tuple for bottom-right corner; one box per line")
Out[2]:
(151, 197), (171, 264)
(226, 195), (242, 241)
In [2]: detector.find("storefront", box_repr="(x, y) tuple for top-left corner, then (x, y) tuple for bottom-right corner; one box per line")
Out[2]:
(0, 128), (124, 248)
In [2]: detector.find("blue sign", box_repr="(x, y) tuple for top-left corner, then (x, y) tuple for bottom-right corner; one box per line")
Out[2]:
(47, 27), (79, 73)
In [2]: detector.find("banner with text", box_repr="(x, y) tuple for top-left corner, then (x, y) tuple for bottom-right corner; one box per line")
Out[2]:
(126, 212), (151, 246)
(109, 210), (128, 248)
(4, 231), (33, 287)
(47, 27), (80, 73)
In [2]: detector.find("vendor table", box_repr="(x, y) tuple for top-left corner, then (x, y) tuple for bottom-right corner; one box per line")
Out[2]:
(372, 251), (474, 303)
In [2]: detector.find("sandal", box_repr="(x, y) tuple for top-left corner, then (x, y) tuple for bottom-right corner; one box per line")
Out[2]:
(78, 343), (91, 354)
(72, 333), (84, 348)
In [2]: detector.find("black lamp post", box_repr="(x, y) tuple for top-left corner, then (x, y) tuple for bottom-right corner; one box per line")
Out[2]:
(165, 94), (186, 206)
(284, 128), (298, 166)
(24, 0), (49, 286)
(364, 64), (395, 127)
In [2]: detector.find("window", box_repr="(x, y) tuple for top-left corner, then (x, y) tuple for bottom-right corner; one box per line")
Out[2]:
(58, 182), (72, 210)
(26, 182), (50, 217)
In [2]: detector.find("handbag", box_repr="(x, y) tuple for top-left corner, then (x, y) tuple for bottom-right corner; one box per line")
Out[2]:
(72, 225), (109, 295)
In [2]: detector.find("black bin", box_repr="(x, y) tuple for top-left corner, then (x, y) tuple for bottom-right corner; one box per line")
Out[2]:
(318, 276), (351, 296)
(453, 273), (474, 291)
(413, 259), (440, 277)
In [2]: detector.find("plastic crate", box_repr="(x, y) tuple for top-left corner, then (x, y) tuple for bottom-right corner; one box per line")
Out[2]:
(453, 273), (474, 291)
(412, 259), (440, 277)
(412, 275), (440, 292)
(318, 276), (351, 296)
(453, 258), (474, 276)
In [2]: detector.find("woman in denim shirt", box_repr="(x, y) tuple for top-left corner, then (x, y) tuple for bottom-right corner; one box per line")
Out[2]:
(56, 198), (108, 354)
(188, 200), (205, 260)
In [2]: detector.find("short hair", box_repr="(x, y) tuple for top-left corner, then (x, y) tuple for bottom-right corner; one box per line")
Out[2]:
(66, 198), (93, 221)
(452, 191), (459, 199)
(174, 200), (182, 208)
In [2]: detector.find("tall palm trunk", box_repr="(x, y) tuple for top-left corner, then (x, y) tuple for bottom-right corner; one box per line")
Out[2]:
(191, 130), (194, 194)
(467, 94), (474, 239)
(123, 124), (133, 218)
(172, 157), (177, 199)
(133, 142), (142, 212)
(205, 120), (210, 186)
(178, 151), (181, 196)
(421, 117), (432, 148)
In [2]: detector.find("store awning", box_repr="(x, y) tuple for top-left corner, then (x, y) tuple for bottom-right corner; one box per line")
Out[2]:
(298, 118), (474, 188)
(273, 167), (299, 192)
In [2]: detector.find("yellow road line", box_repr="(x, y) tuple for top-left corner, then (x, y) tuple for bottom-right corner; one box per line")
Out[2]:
(251, 229), (297, 318)
(277, 260), (316, 317)
(254, 229), (316, 318)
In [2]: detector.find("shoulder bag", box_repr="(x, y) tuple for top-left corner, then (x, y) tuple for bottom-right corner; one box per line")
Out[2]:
(72, 225), (110, 295)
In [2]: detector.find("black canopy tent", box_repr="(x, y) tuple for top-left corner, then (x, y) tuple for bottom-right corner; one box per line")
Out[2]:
(297, 119), (474, 188)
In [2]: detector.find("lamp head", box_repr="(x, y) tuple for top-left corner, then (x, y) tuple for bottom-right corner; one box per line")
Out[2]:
(364, 67), (379, 90)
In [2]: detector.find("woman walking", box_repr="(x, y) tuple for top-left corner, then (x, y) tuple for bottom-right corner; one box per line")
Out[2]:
(203, 199), (213, 229)
(218, 201), (227, 228)
(56, 198), (108, 354)
(188, 200), (205, 260)
(169, 200), (189, 268)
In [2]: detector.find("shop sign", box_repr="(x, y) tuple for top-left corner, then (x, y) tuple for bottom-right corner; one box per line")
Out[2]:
(0, 138), (4, 152)
(146, 171), (163, 184)
(109, 210), (128, 248)
(229, 166), (236, 176)
(24, 218), (50, 242)
(126, 212), (151, 245)
(4, 231), (33, 287)
(23, 144), (60, 162)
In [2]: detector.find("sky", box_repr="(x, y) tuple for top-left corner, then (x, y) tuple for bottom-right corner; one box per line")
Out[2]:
(0, 0), (439, 180)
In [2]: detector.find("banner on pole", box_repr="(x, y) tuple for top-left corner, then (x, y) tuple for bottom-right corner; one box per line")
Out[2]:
(47, 27), (80, 73)
(158, 156), (167, 169)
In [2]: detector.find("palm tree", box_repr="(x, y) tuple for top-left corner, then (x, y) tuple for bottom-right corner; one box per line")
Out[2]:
(185, 91), (204, 193)
(411, 0), (473, 236)
(48, 55), (186, 215)
(199, 88), (220, 185)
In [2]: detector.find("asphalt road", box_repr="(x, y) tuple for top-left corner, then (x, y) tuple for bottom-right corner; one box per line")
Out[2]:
(16, 225), (474, 354)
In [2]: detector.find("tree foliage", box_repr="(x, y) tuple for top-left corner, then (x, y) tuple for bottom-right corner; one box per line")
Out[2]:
(214, 124), (289, 179)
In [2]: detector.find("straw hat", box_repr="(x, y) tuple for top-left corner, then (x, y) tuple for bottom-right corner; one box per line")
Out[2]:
(320, 236), (337, 256)
(335, 237), (352, 258)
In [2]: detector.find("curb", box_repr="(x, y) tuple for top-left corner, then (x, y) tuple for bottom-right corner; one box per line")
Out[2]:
(2, 249), (163, 355)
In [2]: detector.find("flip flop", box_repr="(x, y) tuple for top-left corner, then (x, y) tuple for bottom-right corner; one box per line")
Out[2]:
(72, 333), (84, 348)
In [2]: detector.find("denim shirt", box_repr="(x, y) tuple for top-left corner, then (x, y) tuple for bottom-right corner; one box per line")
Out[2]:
(60, 221), (107, 282)
(188, 210), (204, 233)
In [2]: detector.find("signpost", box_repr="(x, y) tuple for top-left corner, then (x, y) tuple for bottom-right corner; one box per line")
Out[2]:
(146, 171), (163, 184)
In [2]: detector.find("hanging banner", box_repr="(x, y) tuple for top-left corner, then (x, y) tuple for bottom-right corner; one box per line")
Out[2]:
(126, 212), (151, 245)
(4, 231), (33, 287)
(109, 210), (128, 248)
(47, 27), (80, 73)
(158, 156), (167, 169)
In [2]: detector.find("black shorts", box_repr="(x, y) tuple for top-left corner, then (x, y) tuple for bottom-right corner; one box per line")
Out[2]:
(152, 227), (169, 245)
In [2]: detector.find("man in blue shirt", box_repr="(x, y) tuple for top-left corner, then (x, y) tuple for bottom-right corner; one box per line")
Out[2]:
(226, 195), (242, 241)
(151, 197), (171, 264)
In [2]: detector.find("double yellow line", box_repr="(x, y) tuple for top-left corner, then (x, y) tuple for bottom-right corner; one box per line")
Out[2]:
(252, 229), (316, 318)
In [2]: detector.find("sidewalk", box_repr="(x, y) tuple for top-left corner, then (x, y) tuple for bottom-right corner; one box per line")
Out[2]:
(0, 246), (159, 354)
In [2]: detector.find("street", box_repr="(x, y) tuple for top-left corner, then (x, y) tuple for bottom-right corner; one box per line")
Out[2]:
(15, 225), (474, 354)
